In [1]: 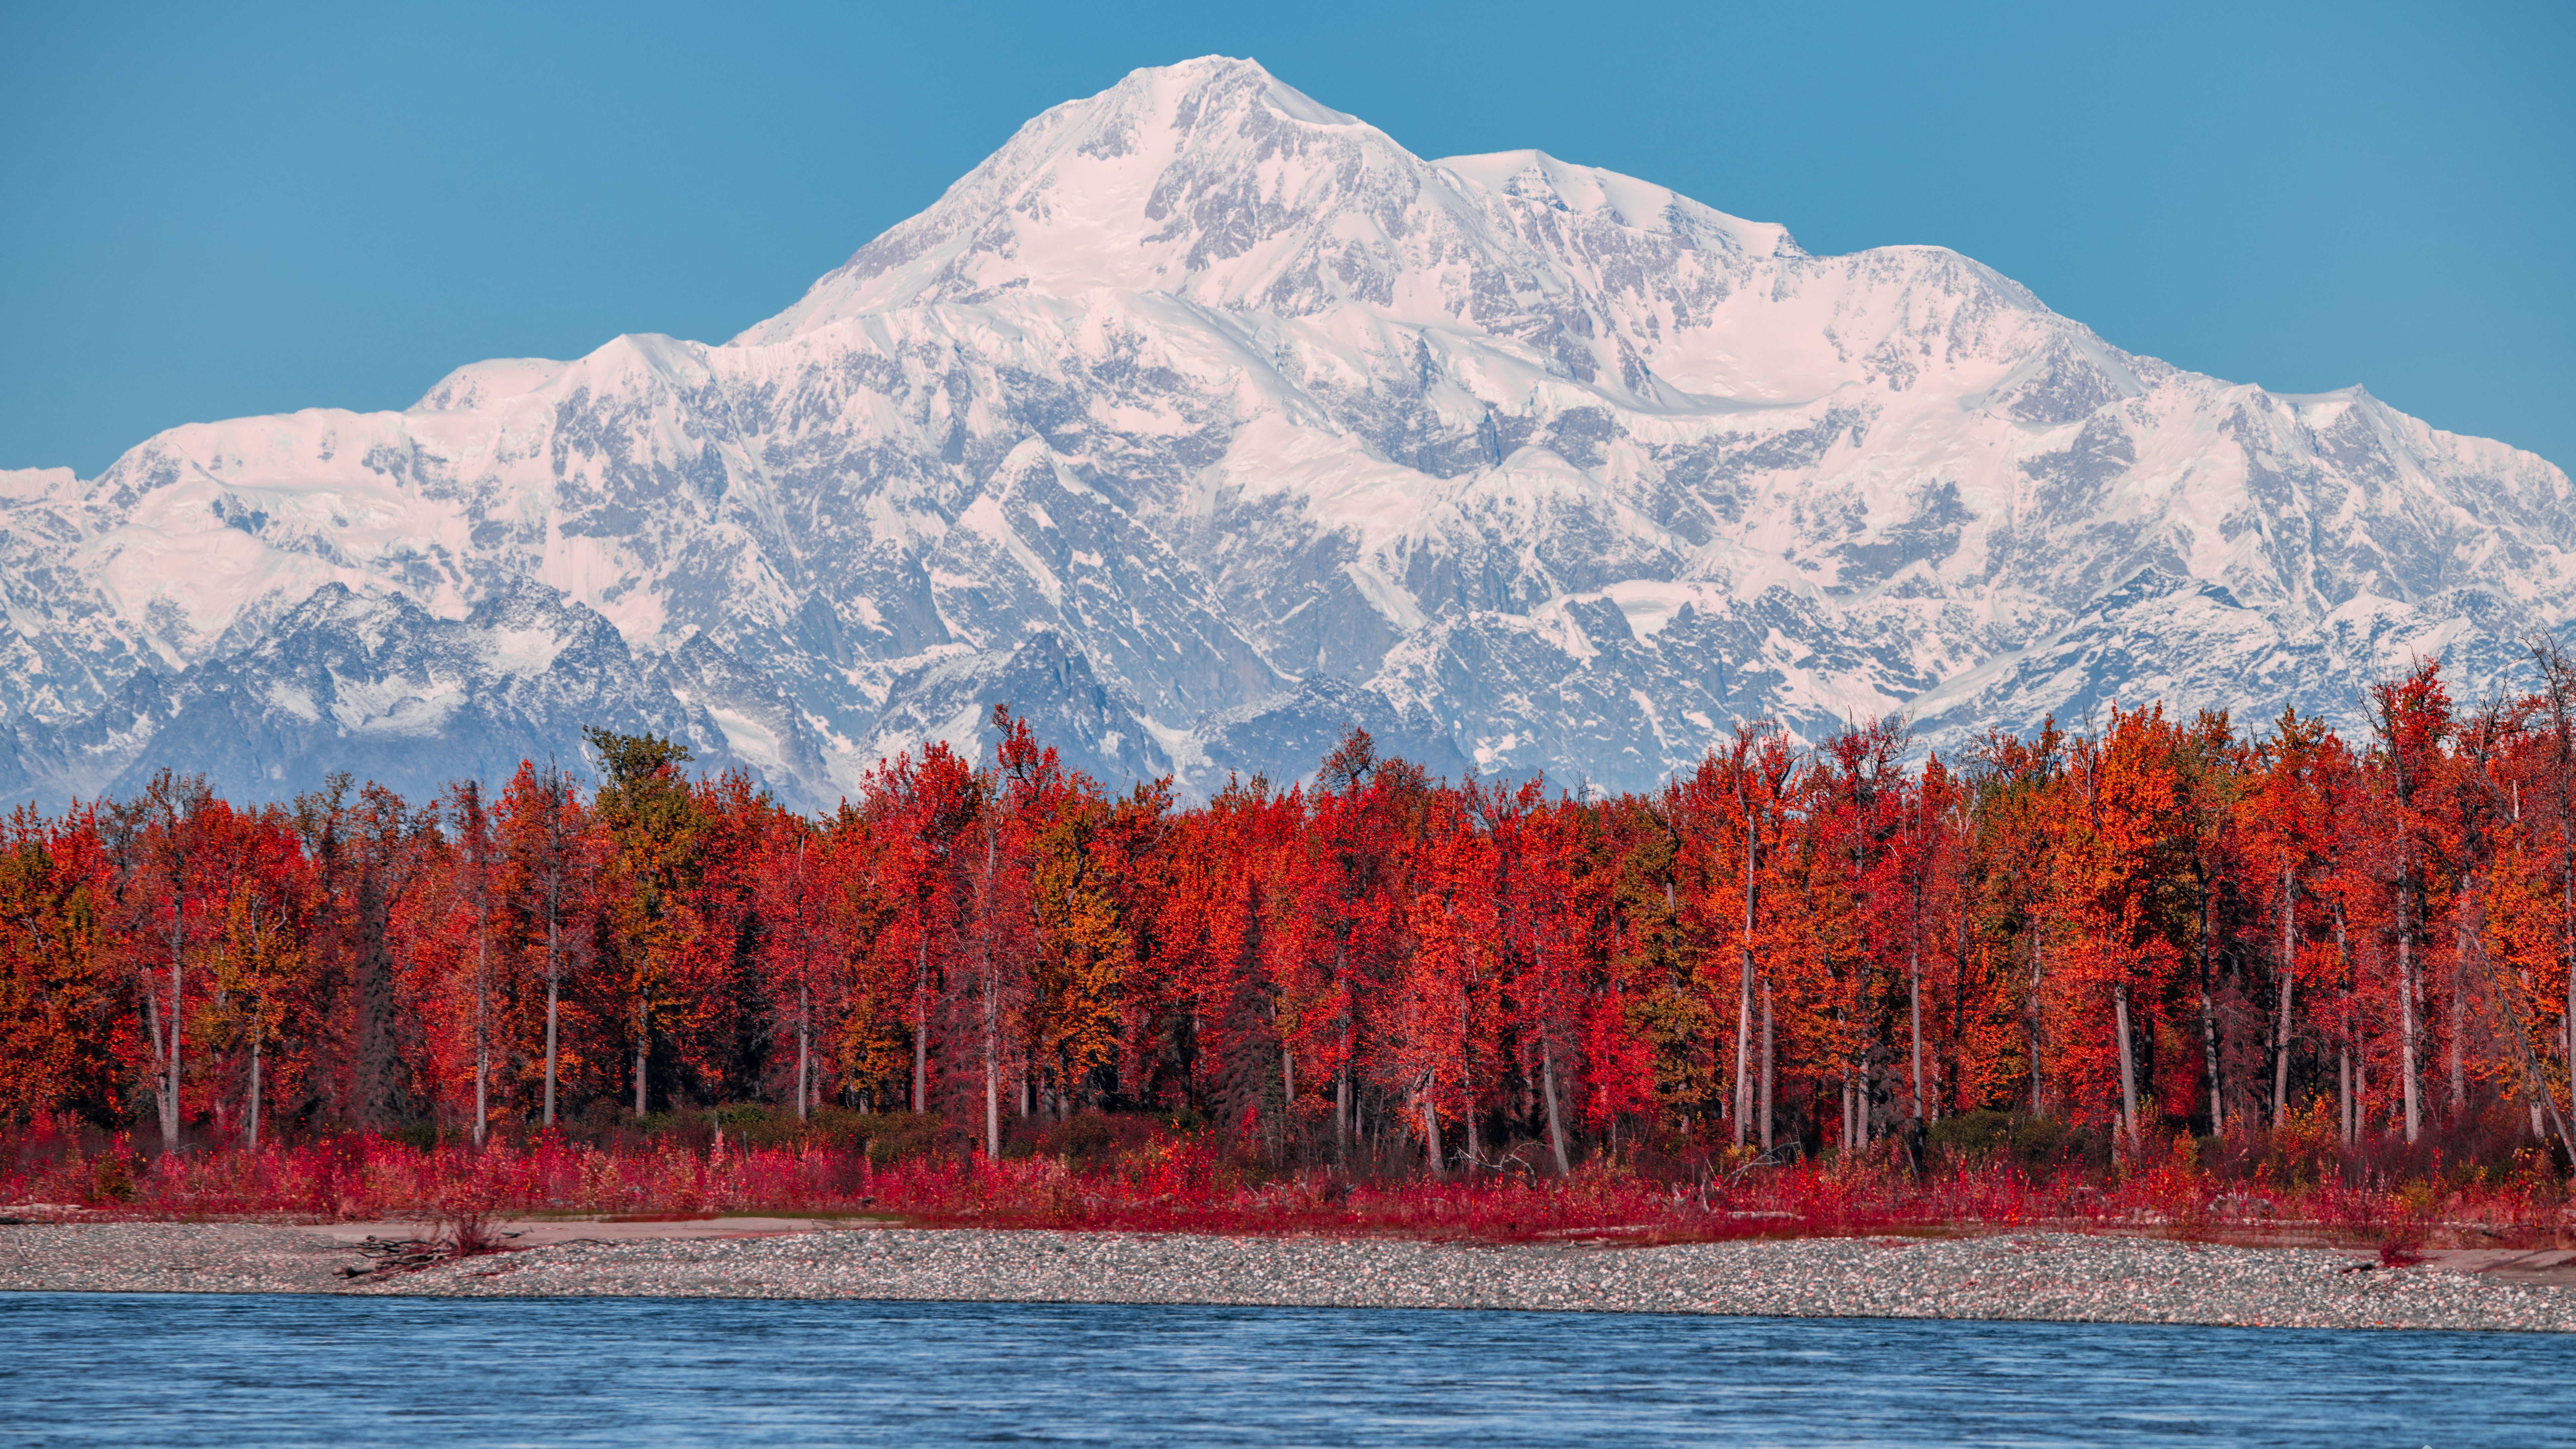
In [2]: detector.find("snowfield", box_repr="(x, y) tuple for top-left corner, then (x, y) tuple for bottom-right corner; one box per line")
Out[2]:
(3, 56), (2567, 807)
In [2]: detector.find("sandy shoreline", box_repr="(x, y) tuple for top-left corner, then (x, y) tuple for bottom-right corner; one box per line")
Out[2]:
(4, 1217), (2574, 1332)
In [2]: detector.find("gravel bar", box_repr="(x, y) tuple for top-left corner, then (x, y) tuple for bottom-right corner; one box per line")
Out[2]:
(5, 1222), (2573, 1332)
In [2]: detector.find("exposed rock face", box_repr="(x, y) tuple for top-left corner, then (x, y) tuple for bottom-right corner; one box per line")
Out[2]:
(3, 57), (2567, 807)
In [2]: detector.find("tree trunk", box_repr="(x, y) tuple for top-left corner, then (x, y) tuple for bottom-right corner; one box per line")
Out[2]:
(2547, 650), (2576, 1157)
(538, 796), (569, 1130)
(2200, 880), (2223, 1137)
(1759, 977), (1775, 1155)
(536, 907), (556, 1124)
(2115, 981), (2140, 1152)
(473, 916), (489, 1149)
(1947, 892), (1973, 1122)
(1419, 1075), (1443, 1178)
(913, 938), (929, 1114)
(2333, 902), (2354, 1139)
(634, 992), (649, 1119)
(164, 912), (184, 1152)
(1735, 793), (1758, 1149)
(2200, 963), (2224, 1136)
(2275, 869), (2295, 1126)
(2027, 930), (2047, 1115)
(796, 863), (815, 1121)
(2448, 918), (2468, 1116)
(2558, 695), (2576, 1156)
(985, 817), (1002, 1161)
(2399, 923), (2422, 1143)
(1337, 1016), (1353, 1155)
(1540, 1035), (1572, 1176)
(1909, 938), (1924, 1123)
(146, 981), (175, 1151)
(2568, 963), (2576, 1150)
(1462, 1071), (1479, 1171)
(2339, 1046), (2353, 1144)
(797, 981), (811, 1122)
(247, 1035), (263, 1151)
(983, 994), (1000, 1160)
(1732, 948), (1753, 1149)
(543, 962), (560, 1129)
(2465, 917), (2573, 1157)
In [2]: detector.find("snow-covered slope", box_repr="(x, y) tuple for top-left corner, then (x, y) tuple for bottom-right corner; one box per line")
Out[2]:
(4, 57), (2568, 806)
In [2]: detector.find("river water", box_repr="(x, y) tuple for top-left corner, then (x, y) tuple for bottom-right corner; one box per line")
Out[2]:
(0, 1294), (2564, 1445)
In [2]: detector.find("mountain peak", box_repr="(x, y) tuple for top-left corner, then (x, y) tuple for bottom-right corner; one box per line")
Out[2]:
(1161, 55), (1359, 127)
(735, 57), (1419, 341)
(733, 59), (1821, 410)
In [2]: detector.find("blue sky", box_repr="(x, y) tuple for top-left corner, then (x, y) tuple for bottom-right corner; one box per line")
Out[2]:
(4, 0), (2569, 475)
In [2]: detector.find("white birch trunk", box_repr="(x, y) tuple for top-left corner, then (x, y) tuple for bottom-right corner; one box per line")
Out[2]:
(473, 912), (489, 1149)
(1909, 939), (1924, 1123)
(2448, 918), (2469, 1115)
(164, 909), (184, 1151)
(543, 961), (559, 1129)
(2201, 880), (2224, 1137)
(1759, 978), (1775, 1155)
(1540, 1035), (1572, 1176)
(982, 821), (1001, 1161)
(1419, 1073), (1443, 1178)
(2400, 926), (2422, 1142)
(2275, 869), (2295, 1125)
(1735, 793), (1757, 1149)
(983, 986), (1000, 1159)
(635, 991), (649, 1119)
(913, 938), (929, 1114)
(541, 900), (560, 1127)
(2028, 931), (2047, 1115)
(2114, 981), (2140, 1151)
(2339, 1046), (2353, 1144)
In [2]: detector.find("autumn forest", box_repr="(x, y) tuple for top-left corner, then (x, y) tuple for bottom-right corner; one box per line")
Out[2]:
(7, 653), (2576, 1230)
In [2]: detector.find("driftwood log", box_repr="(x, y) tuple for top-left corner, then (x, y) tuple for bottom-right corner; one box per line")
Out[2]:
(337, 1225), (532, 1278)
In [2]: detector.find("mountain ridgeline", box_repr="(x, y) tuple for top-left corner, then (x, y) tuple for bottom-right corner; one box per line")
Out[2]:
(3, 57), (2568, 808)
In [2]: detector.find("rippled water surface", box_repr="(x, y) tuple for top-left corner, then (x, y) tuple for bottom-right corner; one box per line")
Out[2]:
(2, 1293), (2568, 1446)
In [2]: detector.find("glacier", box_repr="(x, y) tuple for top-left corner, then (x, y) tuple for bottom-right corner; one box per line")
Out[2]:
(3, 56), (2569, 809)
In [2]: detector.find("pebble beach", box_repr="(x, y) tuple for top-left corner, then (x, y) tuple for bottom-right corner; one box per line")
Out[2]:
(5, 1218), (2574, 1333)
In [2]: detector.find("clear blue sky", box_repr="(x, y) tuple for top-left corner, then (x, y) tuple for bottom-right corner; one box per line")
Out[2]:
(4, 0), (2569, 476)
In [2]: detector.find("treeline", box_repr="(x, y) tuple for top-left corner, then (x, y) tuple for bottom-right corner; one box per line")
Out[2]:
(6, 658), (2576, 1174)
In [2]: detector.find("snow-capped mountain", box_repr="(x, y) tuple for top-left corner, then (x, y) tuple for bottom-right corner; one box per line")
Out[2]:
(4, 56), (2569, 808)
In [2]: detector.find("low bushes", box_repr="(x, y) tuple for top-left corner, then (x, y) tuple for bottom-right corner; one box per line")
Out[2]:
(3, 1109), (2567, 1248)
(1926, 1111), (2108, 1174)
